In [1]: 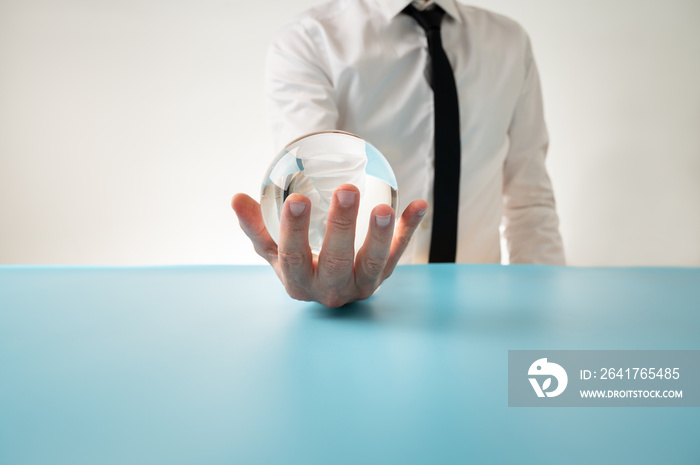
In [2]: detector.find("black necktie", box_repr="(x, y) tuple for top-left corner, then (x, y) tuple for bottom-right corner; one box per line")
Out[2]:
(403, 4), (461, 263)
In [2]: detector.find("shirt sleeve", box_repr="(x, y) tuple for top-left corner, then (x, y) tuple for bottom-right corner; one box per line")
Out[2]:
(264, 20), (339, 153)
(502, 33), (566, 265)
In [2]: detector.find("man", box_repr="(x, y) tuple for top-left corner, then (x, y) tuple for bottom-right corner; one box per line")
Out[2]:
(232, 0), (565, 307)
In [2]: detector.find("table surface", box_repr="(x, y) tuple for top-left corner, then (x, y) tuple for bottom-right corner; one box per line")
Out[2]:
(1, 264), (699, 465)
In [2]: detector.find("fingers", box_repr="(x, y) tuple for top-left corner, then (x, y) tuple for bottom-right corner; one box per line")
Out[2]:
(277, 194), (313, 297)
(317, 184), (360, 291)
(354, 204), (395, 298)
(383, 199), (429, 279)
(231, 193), (278, 263)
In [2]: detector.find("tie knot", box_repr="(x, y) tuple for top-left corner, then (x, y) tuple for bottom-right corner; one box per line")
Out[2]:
(403, 4), (446, 32)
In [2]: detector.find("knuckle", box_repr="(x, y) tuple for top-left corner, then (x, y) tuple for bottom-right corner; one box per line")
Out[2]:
(278, 249), (307, 269)
(254, 243), (277, 259)
(362, 256), (387, 275)
(243, 221), (267, 241)
(376, 229), (394, 242)
(320, 293), (346, 308)
(357, 287), (375, 301)
(323, 255), (354, 274)
(283, 220), (307, 235)
(284, 285), (310, 302)
(326, 215), (355, 232)
(397, 234), (412, 248)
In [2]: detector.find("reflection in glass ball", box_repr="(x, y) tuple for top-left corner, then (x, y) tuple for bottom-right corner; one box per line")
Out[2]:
(261, 131), (398, 255)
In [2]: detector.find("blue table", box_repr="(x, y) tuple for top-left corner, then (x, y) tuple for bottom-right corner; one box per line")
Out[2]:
(1, 265), (698, 464)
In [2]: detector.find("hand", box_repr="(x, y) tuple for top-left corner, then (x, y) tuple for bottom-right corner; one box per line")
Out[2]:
(232, 184), (428, 308)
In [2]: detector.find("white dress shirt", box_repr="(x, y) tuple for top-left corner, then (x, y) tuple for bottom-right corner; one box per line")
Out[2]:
(264, 0), (566, 265)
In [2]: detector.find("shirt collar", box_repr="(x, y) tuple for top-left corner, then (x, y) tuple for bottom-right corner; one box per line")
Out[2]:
(375, 0), (463, 24)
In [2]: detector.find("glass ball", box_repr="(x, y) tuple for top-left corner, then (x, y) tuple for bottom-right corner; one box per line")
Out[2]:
(261, 130), (398, 255)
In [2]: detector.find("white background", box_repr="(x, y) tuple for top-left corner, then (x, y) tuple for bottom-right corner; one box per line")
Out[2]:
(1, 0), (698, 266)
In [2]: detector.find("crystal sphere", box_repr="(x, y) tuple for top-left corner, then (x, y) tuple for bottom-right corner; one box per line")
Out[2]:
(261, 131), (398, 255)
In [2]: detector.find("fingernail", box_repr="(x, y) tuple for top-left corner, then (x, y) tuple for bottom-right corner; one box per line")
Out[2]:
(375, 214), (391, 227)
(336, 190), (356, 208)
(417, 209), (427, 217)
(289, 201), (306, 216)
